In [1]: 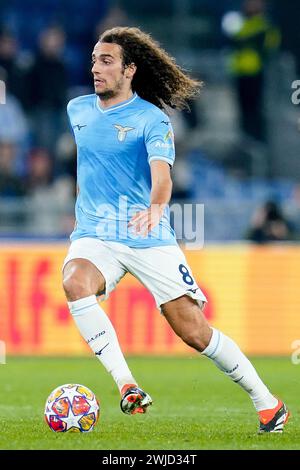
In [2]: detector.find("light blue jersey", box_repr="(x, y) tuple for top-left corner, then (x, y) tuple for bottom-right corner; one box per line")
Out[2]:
(67, 92), (177, 247)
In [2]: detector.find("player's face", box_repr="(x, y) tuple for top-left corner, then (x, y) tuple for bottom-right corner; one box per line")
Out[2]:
(91, 42), (128, 99)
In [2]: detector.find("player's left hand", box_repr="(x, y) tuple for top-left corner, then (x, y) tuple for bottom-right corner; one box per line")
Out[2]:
(128, 204), (165, 237)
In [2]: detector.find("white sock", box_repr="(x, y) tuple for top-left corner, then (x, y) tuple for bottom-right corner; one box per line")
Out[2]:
(68, 295), (136, 392)
(202, 328), (278, 412)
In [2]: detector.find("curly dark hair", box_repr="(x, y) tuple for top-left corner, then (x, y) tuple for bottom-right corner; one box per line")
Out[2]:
(99, 27), (203, 112)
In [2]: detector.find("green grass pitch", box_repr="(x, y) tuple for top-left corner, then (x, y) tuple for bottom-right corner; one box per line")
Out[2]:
(0, 356), (299, 450)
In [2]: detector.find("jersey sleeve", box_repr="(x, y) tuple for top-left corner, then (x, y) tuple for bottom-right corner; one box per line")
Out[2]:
(66, 101), (75, 138)
(144, 116), (175, 167)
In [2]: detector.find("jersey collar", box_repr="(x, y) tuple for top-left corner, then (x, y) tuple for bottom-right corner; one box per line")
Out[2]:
(96, 92), (138, 113)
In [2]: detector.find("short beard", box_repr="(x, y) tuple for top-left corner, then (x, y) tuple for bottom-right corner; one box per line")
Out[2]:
(96, 89), (117, 100)
(96, 74), (124, 100)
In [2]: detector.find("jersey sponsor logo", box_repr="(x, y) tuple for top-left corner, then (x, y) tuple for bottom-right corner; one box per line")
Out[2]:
(73, 124), (87, 131)
(154, 141), (173, 149)
(114, 124), (135, 142)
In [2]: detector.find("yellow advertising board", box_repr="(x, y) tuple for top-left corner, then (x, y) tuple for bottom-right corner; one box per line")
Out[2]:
(0, 243), (299, 356)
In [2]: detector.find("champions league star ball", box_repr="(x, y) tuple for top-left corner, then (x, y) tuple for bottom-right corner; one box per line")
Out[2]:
(44, 384), (100, 433)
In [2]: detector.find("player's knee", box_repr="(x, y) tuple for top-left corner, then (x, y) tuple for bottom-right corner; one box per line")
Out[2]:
(180, 328), (211, 353)
(62, 273), (92, 301)
(180, 332), (202, 351)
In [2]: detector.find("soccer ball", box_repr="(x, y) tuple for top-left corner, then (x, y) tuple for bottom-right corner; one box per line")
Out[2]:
(44, 383), (100, 433)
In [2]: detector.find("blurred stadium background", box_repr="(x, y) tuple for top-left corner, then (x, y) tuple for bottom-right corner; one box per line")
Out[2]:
(0, 0), (300, 359)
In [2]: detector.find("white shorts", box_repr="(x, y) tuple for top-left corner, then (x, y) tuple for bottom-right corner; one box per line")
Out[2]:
(63, 238), (207, 311)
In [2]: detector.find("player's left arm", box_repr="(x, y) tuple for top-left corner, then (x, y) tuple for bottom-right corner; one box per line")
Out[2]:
(128, 161), (172, 236)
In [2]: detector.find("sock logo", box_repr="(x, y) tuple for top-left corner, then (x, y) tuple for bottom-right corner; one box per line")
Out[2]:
(233, 375), (244, 383)
(95, 343), (109, 356)
(224, 363), (239, 374)
(87, 331), (105, 344)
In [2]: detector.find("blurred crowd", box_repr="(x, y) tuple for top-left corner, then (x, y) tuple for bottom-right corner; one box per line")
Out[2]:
(0, 0), (299, 242)
(0, 24), (76, 234)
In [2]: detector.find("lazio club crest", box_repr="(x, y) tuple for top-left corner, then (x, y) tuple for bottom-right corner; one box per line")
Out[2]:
(114, 124), (135, 142)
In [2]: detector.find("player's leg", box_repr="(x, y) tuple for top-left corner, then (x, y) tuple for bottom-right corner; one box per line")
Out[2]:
(125, 244), (289, 431)
(162, 295), (289, 433)
(62, 238), (152, 414)
(63, 258), (136, 391)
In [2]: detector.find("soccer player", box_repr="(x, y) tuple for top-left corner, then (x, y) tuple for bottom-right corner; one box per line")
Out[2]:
(63, 27), (289, 432)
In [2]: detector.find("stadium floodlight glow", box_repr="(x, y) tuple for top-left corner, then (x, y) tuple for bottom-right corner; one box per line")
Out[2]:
(221, 11), (244, 36)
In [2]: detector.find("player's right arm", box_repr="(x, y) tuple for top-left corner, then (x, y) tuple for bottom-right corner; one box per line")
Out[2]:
(128, 111), (175, 236)
(149, 159), (173, 212)
(128, 160), (172, 236)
